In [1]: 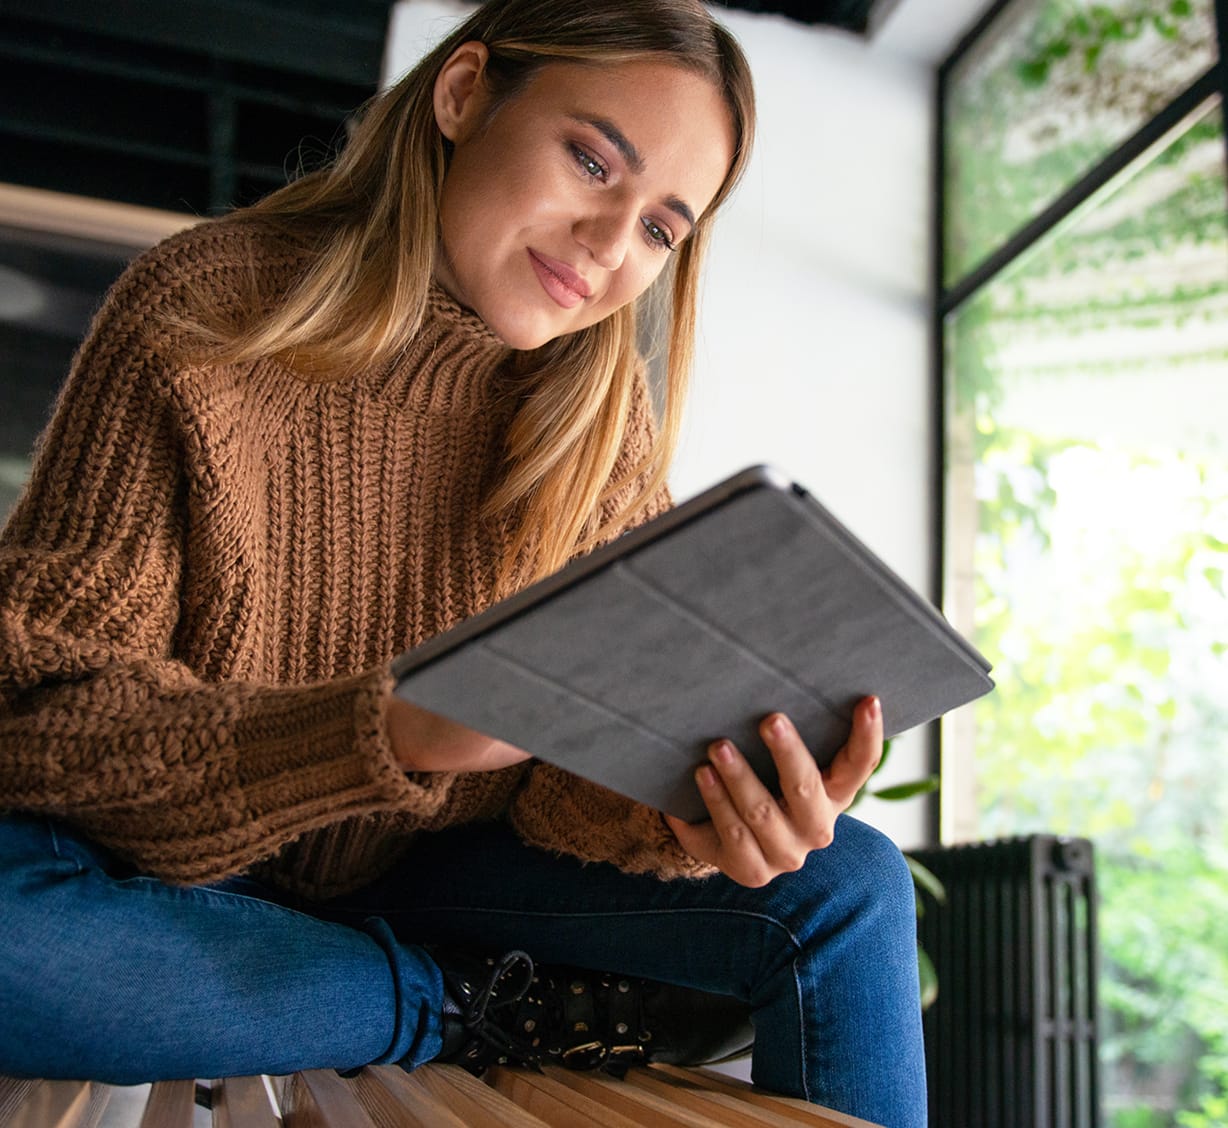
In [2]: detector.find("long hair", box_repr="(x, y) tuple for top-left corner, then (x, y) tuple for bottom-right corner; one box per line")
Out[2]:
(189, 0), (755, 585)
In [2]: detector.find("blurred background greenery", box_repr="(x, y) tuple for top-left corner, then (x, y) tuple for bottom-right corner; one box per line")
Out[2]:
(941, 2), (1228, 1124)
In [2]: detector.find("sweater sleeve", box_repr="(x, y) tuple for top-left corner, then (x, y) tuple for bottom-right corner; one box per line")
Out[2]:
(506, 362), (718, 881)
(0, 235), (447, 885)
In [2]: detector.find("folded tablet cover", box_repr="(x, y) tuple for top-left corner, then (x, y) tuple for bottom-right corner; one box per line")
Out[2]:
(392, 466), (994, 822)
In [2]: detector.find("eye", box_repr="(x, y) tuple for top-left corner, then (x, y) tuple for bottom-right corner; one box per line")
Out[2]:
(570, 144), (607, 181)
(640, 217), (676, 252)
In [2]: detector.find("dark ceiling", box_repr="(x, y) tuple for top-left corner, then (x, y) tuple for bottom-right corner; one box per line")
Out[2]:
(1, 0), (393, 218)
(722, 0), (897, 34)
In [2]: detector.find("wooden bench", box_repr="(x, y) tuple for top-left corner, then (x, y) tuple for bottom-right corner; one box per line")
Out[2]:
(1, 1064), (882, 1127)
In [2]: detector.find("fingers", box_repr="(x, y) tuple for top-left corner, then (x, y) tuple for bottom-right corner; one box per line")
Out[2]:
(663, 807), (722, 866)
(665, 699), (884, 888)
(717, 753), (801, 882)
(692, 754), (789, 887)
(822, 696), (883, 810)
(761, 713), (830, 844)
(663, 758), (781, 887)
(665, 758), (746, 864)
(672, 730), (823, 887)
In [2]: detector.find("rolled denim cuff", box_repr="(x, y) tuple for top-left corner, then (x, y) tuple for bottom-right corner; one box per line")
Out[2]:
(359, 916), (444, 1069)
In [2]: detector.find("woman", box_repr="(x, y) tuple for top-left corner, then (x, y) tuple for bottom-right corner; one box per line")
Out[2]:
(0, 1), (926, 1124)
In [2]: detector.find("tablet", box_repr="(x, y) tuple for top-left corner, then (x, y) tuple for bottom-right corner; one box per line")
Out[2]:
(392, 465), (994, 822)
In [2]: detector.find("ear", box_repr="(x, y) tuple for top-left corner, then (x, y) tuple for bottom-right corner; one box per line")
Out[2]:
(433, 41), (491, 143)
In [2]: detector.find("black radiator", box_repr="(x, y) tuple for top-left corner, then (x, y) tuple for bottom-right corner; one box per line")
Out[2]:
(911, 835), (1101, 1128)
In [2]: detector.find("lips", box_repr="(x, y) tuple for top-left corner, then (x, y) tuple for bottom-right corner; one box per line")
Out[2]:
(528, 250), (591, 309)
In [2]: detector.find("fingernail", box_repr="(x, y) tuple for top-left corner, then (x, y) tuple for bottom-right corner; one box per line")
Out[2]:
(697, 765), (718, 789)
(711, 740), (735, 764)
(868, 696), (881, 721)
(767, 714), (787, 737)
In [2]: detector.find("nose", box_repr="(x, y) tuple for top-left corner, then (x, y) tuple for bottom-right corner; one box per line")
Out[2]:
(573, 203), (638, 271)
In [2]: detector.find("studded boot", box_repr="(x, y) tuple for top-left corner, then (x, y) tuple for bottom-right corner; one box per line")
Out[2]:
(432, 949), (754, 1078)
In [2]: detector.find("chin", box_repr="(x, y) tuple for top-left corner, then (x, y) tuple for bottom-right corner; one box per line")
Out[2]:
(494, 325), (558, 351)
(482, 308), (575, 352)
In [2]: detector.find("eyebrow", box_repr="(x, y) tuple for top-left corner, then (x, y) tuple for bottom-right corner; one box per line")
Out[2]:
(570, 114), (698, 231)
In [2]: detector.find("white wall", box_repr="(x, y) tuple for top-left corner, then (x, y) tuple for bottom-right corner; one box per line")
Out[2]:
(384, 1), (983, 848)
(677, 10), (935, 845)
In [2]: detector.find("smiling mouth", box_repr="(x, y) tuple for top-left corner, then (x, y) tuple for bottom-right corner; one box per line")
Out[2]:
(529, 251), (591, 309)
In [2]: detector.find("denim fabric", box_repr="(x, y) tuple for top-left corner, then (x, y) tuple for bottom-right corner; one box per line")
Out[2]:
(0, 812), (926, 1128)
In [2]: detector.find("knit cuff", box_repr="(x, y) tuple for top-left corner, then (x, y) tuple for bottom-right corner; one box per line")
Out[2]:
(231, 667), (452, 830)
(507, 763), (716, 881)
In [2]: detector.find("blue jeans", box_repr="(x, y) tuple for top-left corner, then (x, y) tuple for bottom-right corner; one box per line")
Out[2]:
(0, 812), (926, 1128)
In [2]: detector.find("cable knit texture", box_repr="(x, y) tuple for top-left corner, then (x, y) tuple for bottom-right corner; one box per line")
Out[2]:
(0, 218), (712, 899)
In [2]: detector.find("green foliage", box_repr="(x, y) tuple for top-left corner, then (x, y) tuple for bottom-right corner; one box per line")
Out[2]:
(943, 6), (1228, 1119)
(943, 0), (1215, 285)
(1101, 845), (1228, 1124)
(869, 778), (939, 803)
(947, 107), (1228, 1118)
(965, 434), (1228, 1124)
(1113, 1110), (1166, 1128)
(917, 946), (939, 1012)
(1178, 1097), (1228, 1128)
(1015, 2), (1200, 86)
(906, 854), (946, 913)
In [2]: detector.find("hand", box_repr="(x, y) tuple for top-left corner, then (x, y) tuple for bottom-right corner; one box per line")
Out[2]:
(664, 696), (883, 888)
(385, 696), (532, 773)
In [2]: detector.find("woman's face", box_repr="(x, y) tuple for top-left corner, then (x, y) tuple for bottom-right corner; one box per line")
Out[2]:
(432, 48), (736, 350)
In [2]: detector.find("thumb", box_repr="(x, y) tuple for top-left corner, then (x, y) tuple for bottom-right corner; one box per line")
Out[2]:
(664, 812), (718, 861)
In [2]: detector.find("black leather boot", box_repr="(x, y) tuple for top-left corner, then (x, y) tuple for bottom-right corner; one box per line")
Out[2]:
(434, 949), (542, 1072)
(432, 949), (754, 1078)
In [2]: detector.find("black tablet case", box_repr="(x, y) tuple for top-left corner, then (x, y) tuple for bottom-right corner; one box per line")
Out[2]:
(392, 466), (994, 822)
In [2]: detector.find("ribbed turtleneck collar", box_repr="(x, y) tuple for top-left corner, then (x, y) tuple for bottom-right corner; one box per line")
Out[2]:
(424, 281), (509, 356)
(367, 281), (517, 411)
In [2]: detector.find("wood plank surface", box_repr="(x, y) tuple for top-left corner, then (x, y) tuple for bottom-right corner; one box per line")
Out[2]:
(352, 1066), (473, 1128)
(413, 1064), (556, 1127)
(0, 1063), (886, 1127)
(623, 1067), (805, 1127)
(4, 1080), (109, 1128)
(487, 1067), (648, 1128)
(0, 1076), (39, 1123)
(281, 1070), (379, 1128)
(212, 1075), (280, 1128)
(651, 1065), (884, 1127)
(138, 1079), (196, 1128)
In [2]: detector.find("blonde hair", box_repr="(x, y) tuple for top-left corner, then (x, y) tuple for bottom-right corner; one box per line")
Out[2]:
(188, 0), (755, 585)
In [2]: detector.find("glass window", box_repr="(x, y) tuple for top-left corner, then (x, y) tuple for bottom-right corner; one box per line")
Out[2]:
(943, 98), (1228, 1124)
(944, 0), (1218, 286)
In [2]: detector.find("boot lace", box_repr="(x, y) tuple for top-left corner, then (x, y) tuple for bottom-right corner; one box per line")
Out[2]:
(451, 950), (542, 1069)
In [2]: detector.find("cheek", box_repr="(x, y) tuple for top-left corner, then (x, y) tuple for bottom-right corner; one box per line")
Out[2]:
(440, 142), (524, 239)
(448, 131), (565, 221)
(610, 257), (669, 310)
(436, 181), (478, 272)
(440, 176), (500, 247)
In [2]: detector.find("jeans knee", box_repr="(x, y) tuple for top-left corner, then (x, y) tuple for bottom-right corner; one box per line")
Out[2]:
(763, 814), (917, 954)
(835, 816), (917, 927)
(841, 815), (913, 893)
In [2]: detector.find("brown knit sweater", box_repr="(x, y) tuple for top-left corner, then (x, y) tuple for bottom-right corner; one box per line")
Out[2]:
(0, 219), (713, 899)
